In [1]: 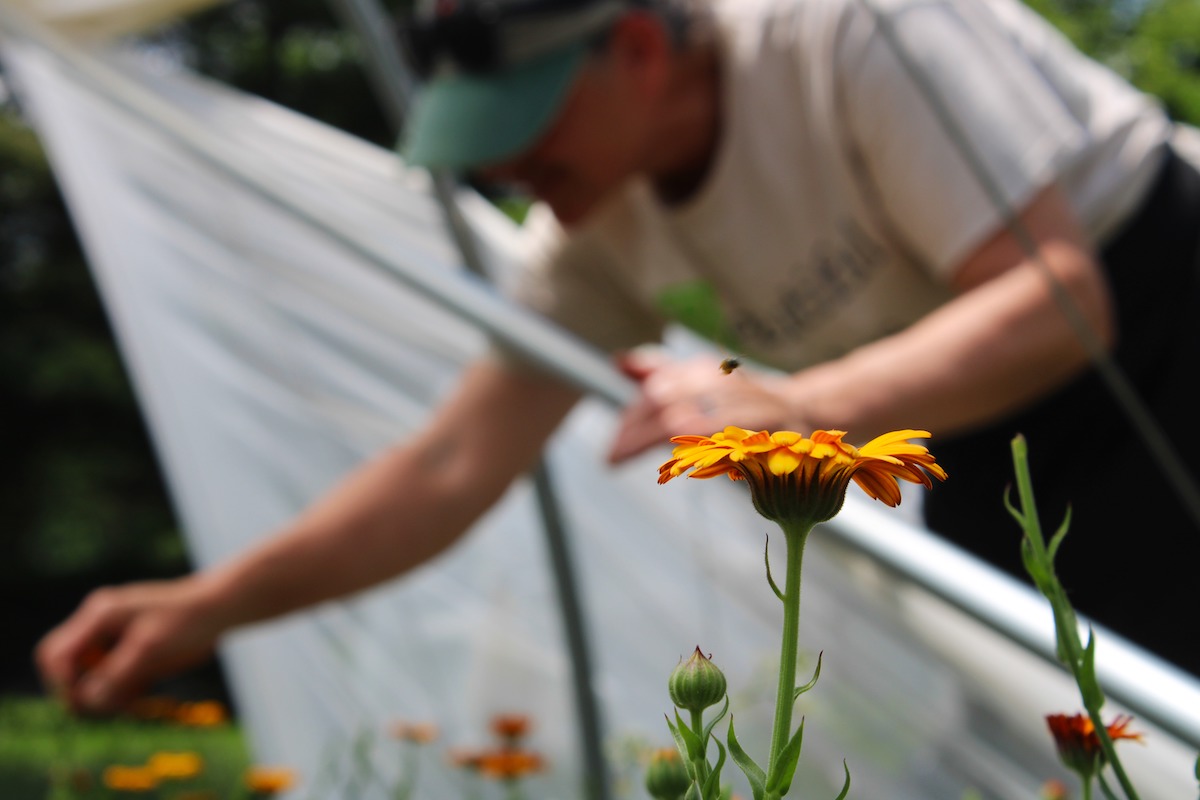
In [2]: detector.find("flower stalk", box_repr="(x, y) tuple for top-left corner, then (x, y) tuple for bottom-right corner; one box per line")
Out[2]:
(660, 426), (944, 798)
(1008, 435), (1141, 800)
(765, 520), (809, 784)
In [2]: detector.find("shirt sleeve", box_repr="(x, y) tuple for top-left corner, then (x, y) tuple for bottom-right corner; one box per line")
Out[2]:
(835, 0), (1087, 278)
(506, 203), (666, 357)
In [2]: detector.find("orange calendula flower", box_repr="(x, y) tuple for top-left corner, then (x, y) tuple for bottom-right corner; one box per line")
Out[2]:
(174, 700), (228, 727)
(244, 766), (298, 795)
(477, 749), (545, 780)
(1046, 713), (1143, 779)
(659, 427), (946, 526)
(147, 750), (205, 779)
(490, 713), (532, 741)
(102, 765), (160, 792)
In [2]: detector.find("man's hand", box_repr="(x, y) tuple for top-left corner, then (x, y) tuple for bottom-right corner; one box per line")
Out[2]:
(35, 576), (223, 715)
(607, 349), (801, 463)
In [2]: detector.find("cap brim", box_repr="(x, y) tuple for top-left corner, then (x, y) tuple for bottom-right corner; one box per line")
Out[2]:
(402, 43), (589, 171)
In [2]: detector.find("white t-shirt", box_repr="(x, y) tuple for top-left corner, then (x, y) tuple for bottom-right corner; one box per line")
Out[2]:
(511, 0), (1171, 372)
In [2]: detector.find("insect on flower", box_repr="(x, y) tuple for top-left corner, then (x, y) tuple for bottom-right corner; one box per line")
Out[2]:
(718, 356), (741, 374)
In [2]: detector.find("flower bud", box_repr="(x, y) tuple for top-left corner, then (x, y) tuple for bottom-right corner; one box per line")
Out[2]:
(644, 748), (690, 800)
(668, 647), (727, 713)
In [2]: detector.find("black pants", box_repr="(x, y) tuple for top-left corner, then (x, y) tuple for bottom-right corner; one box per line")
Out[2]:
(924, 146), (1200, 676)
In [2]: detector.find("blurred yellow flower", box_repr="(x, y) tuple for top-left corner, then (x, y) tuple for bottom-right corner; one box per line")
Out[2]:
(147, 751), (204, 780)
(102, 765), (160, 792)
(659, 427), (946, 525)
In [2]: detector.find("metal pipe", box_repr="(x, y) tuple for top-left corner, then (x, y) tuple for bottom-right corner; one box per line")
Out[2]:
(326, 1), (614, 795)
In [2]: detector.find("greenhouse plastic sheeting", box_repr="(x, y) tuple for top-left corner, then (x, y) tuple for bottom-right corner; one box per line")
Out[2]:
(2, 13), (1197, 799)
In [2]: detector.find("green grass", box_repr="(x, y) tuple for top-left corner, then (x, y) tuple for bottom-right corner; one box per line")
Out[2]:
(0, 694), (251, 800)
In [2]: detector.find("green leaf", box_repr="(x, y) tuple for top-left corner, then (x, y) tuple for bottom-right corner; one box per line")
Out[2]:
(1047, 507), (1072, 562)
(703, 696), (730, 744)
(675, 709), (705, 763)
(1003, 485), (1025, 526)
(764, 535), (785, 602)
(833, 759), (852, 800)
(666, 714), (698, 780)
(726, 716), (766, 800)
(765, 716), (805, 795)
(793, 652), (824, 700)
(702, 737), (727, 800)
(1080, 629), (1105, 710)
(685, 781), (704, 800)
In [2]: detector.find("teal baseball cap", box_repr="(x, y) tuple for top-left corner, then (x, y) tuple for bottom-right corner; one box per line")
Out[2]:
(399, 0), (630, 170)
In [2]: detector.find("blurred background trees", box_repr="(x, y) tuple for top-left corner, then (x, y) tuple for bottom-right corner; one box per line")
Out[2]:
(0, 0), (1196, 697)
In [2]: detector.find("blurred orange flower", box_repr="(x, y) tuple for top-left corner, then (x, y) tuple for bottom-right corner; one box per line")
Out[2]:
(490, 713), (532, 741)
(147, 750), (204, 779)
(1046, 713), (1143, 779)
(478, 749), (545, 780)
(174, 700), (228, 727)
(102, 765), (159, 792)
(244, 766), (298, 795)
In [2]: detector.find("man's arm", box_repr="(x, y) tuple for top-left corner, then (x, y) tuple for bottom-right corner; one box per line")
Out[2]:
(36, 356), (582, 712)
(608, 183), (1114, 457)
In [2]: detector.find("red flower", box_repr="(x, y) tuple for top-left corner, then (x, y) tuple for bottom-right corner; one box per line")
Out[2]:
(1046, 713), (1143, 780)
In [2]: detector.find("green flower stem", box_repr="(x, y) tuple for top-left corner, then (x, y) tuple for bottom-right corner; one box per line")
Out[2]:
(1010, 437), (1139, 800)
(690, 708), (711, 787)
(766, 520), (813, 790)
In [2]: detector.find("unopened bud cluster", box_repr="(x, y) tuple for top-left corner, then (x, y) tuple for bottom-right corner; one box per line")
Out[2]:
(644, 747), (690, 800)
(668, 647), (727, 713)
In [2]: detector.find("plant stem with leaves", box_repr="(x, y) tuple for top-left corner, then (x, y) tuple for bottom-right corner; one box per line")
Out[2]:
(1008, 434), (1140, 800)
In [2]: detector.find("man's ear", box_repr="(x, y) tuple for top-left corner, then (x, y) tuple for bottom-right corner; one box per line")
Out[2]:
(606, 10), (672, 99)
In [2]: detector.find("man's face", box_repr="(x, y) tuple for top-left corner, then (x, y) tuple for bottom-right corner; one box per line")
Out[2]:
(473, 30), (657, 226)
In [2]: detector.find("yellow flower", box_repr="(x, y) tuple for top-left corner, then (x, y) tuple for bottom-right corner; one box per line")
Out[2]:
(658, 427), (946, 525)
(102, 765), (160, 792)
(147, 750), (205, 779)
(1045, 713), (1143, 780)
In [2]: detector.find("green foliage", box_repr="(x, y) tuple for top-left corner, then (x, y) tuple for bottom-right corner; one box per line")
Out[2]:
(0, 109), (182, 585)
(147, 0), (405, 146)
(1024, 0), (1200, 126)
(0, 696), (250, 800)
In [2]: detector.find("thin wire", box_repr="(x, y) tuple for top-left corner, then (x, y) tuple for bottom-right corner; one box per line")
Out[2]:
(856, 0), (1200, 532)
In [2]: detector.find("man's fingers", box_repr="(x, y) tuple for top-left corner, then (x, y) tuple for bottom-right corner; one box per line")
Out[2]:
(74, 635), (151, 713)
(613, 348), (672, 381)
